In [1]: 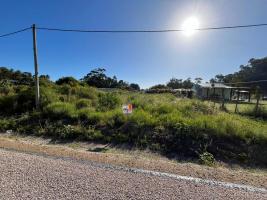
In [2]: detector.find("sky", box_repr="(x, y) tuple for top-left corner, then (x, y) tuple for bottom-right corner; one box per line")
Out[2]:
(0, 0), (267, 88)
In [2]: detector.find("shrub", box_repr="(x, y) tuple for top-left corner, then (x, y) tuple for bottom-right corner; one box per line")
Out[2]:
(76, 99), (92, 109)
(40, 86), (59, 108)
(199, 152), (216, 166)
(0, 87), (35, 114)
(44, 102), (77, 119)
(77, 109), (103, 125)
(0, 118), (16, 131)
(98, 93), (121, 111)
(129, 109), (156, 126)
(103, 109), (127, 127)
(58, 85), (72, 96)
(0, 95), (16, 114)
(76, 86), (98, 100)
(16, 88), (35, 112)
(55, 77), (79, 86)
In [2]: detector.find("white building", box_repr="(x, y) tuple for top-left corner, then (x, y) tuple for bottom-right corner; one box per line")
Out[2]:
(193, 83), (250, 101)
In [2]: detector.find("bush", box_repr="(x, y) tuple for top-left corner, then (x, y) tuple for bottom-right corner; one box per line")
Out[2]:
(0, 87), (35, 114)
(40, 86), (59, 107)
(129, 109), (156, 126)
(76, 86), (98, 100)
(199, 152), (216, 166)
(0, 95), (16, 114)
(76, 99), (92, 109)
(44, 102), (77, 119)
(0, 118), (16, 131)
(98, 93), (121, 111)
(16, 88), (35, 112)
(77, 109), (103, 125)
(55, 77), (79, 86)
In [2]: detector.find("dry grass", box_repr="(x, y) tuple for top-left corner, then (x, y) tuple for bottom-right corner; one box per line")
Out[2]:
(0, 134), (266, 188)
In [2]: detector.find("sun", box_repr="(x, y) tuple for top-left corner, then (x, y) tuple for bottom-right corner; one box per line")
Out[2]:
(181, 17), (200, 37)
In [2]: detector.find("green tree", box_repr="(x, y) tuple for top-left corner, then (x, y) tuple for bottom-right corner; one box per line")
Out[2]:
(129, 83), (140, 91)
(166, 78), (183, 89)
(56, 76), (79, 86)
(150, 84), (169, 90)
(182, 78), (193, 88)
(194, 77), (202, 84)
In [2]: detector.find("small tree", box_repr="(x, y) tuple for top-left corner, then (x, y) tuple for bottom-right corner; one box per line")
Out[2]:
(130, 83), (140, 91)
(166, 78), (183, 89)
(56, 77), (79, 86)
(194, 77), (202, 84)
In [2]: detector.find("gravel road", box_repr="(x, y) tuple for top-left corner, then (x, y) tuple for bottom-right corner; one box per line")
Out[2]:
(0, 148), (266, 200)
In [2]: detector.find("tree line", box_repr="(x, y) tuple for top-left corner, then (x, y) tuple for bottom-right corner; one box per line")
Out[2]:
(1, 56), (267, 94)
(0, 67), (140, 91)
(211, 57), (267, 94)
(149, 77), (202, 90)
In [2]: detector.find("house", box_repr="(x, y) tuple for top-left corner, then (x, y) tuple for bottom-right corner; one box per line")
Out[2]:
(193, 83), (250, 101)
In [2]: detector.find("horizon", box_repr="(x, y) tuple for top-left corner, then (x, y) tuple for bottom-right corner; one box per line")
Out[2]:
(1, 0), (267, 88)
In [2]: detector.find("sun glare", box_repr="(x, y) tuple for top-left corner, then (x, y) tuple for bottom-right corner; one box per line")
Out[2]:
(182, 17), (200, 37)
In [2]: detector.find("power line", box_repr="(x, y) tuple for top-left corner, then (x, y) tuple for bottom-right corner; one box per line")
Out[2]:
(0, 27), (31, 38)
(37, 23), (267, 33)
(1, 23), (267, 37)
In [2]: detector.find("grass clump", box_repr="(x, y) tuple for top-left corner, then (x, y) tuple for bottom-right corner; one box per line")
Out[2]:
(76, 99), (92, 109)
(44, 102), (77, 119)
(97, 93), (121, 111)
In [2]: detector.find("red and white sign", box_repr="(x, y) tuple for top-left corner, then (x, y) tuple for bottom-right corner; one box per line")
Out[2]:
(122, 104), (133, 114)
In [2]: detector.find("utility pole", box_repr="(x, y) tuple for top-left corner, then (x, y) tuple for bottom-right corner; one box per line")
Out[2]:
(32, 24), (40, 109)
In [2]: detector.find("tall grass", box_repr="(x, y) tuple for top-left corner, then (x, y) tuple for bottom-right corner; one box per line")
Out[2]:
(0, 83), (267, 166)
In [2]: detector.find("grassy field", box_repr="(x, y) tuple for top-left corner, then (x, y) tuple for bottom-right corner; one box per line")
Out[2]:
(0, 81), (267, 167)
(225, 100), (267, 113)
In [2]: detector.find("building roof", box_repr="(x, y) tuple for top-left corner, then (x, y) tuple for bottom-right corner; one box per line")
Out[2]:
(199, 83), (233, 89)
(173, 88), (193, 92)
(235, 90), (249, 93)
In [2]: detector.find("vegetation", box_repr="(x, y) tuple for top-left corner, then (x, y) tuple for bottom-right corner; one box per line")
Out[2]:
(149, 78), (195, 90)
(81, 68), (140, 90)
(0, 66), (267, 168)
(212, 57), (267, 94)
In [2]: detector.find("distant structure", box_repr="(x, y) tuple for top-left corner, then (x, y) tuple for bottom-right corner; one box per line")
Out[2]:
(193, 83), (250, 101)
(145, 88), (194, 98)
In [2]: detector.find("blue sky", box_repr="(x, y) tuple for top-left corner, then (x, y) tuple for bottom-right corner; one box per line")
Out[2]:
(0, 0), (267, 88)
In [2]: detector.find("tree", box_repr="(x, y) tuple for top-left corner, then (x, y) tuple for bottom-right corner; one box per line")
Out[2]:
(129, 83), (140, 91)
(182, 78), (193, 88)
(212, 57), (267, 94)
(81, 68), (136, 90)
(150, 84), (169, 90)
(194, 77), (202, 84)
(166, 78), (183, 89)
(56, 76), (79, 86)
(215, 74), (224, 82)
(0, 67), (33, 85)
(39, 75), (50, 80)
(82, 68), (108, 88)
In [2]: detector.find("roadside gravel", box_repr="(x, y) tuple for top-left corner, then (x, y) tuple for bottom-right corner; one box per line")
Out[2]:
(0, 149), (266, 200)
(0, 135), (266, 188)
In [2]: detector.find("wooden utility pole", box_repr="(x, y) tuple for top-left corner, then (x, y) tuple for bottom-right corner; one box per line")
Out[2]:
(32, 24), (40, 109)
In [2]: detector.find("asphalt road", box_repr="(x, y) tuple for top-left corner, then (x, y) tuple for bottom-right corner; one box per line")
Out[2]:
(0, 148), (266, 200)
